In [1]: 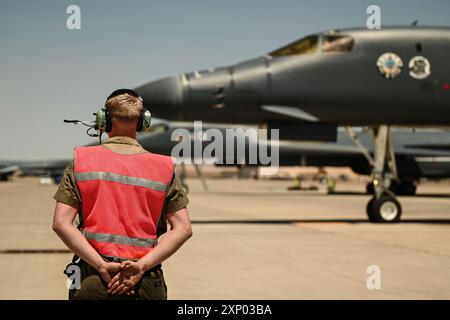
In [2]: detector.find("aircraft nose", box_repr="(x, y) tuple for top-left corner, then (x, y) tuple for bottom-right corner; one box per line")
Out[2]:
(134, 76), (183, 120)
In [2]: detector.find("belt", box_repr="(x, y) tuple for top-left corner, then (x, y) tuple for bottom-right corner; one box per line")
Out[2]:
(102, 256), (162, 276)
(77, 258), (163, 280)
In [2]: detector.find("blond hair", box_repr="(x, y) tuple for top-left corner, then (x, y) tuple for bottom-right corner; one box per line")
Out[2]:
(105, 93), (143, 122)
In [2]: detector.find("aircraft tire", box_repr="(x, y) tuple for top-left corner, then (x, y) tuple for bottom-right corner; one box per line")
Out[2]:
(367, 195), (402, 223)
(366, 197), (376, 219)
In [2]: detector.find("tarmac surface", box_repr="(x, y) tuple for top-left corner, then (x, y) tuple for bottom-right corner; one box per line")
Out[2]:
(1, 177), (450, 299)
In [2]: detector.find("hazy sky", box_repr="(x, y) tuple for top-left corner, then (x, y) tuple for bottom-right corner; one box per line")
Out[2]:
(1, 0), (449, 160)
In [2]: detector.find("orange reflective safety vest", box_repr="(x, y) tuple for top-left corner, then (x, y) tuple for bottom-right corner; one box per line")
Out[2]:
(73, 145), (175, 260)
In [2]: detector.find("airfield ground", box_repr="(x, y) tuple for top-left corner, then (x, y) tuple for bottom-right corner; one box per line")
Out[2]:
(1, 176), (449, 299)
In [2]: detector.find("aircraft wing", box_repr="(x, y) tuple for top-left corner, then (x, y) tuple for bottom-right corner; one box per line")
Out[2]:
(0, 165), (19, 181)
(0, 165), (19, 175)
(18, 160), (69, 176)
(261, 105), (319, 122)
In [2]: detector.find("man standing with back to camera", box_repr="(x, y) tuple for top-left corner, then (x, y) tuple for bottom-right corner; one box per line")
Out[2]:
(52, 89), (192, 300)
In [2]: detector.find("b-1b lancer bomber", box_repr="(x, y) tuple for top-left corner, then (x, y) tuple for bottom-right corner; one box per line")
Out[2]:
(136, 26), (450, 222)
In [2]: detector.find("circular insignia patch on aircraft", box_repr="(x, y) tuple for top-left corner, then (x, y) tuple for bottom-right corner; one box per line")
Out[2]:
(376, 52), (403, 79)
(408, 56), (431, 80)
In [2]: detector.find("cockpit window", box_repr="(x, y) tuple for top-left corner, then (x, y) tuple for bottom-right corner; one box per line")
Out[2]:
(322, 35), (354, 53)
(269, 35), (318, 57)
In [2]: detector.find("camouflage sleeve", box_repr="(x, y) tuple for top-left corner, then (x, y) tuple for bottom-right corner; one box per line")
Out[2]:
(164, 173), (189, 215)
(53, 161), (80, 210)
(156, 173), (189, 236)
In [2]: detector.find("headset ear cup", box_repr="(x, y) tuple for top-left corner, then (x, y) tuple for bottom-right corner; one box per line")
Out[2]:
(96, 109), (108, 132)
(137, 109), (152, 132)
(143, 109), (151, 131)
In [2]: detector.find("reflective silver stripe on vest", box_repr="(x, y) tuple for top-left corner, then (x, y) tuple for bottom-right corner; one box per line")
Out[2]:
(74, 171), (168, 192)
(82, 231), (157, 248)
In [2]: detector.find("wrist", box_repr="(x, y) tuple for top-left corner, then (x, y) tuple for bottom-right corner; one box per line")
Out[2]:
(94, 258), (107, 271)
(137, 260), (148, 273)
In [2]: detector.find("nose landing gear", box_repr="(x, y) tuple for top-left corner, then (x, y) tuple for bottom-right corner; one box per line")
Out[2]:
(346, 125), (402, 223)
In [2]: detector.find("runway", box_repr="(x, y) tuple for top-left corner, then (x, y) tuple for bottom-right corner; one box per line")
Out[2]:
(1, 177), (450, 299)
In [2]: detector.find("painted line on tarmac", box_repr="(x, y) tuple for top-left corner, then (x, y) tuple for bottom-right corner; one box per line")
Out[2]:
(0, 249), (71, 254)
(191, 219), (366, 224)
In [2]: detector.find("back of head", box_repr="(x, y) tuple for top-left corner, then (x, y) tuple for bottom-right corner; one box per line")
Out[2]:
(105, 90), (143, 123)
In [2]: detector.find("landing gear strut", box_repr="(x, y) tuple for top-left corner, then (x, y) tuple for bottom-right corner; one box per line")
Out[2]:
(346, 125), (402, 223)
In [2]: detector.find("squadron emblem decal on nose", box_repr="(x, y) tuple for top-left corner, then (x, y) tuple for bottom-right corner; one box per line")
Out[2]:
(376, 52), (404, 79)
(408, 56), (431, 79)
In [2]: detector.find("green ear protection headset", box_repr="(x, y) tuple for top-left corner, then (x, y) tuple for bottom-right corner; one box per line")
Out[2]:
(95, 89), (151, 133)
